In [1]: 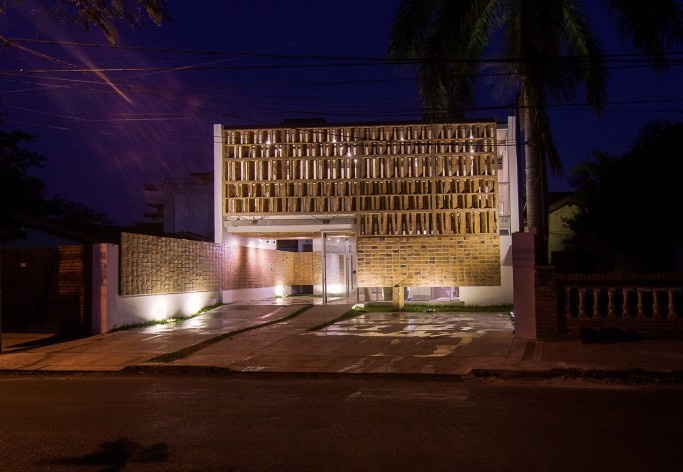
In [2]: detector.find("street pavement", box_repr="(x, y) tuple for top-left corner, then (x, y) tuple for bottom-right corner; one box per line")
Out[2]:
(2, 297), (683, 378)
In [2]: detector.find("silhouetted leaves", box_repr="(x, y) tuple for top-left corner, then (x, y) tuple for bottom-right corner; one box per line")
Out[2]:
(0, 130), (112, 224)
(0, 0), (169, 44)
(566, 121), (683, 272)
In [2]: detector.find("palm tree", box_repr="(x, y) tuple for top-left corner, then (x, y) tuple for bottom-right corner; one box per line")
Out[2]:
(388, 0), (683, 263)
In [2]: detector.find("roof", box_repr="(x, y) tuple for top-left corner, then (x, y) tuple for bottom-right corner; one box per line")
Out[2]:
(548, 192), (581, 213)
(2, 214), (125, 245)
(218, 117), (501, 131)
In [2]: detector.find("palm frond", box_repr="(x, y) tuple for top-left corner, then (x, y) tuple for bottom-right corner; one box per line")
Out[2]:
(606, 0), (683, 70)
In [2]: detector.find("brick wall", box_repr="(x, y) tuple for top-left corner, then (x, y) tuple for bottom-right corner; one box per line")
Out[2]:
(534, 267), (560, 339)
(121, 233), (226, 295)
(120, 233), (327, 296)
(221, 245), (303, 289)
(57, 245), (92, 336)
(356, 234), (501, 287)
(288, 251), (323, 286)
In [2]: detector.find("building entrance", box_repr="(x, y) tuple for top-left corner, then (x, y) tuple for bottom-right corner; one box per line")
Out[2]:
(319, 231), (356, 304)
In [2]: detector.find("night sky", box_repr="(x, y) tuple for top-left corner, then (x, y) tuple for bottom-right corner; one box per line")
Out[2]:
(1, 1), (681, 225)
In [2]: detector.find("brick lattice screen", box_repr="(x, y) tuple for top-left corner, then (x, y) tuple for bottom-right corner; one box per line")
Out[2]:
(356, 234), (501, 287)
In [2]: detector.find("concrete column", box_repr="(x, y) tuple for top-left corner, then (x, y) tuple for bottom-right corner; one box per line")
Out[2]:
(213, 124), (224, 244)
(392, 285), (404, 311)
(91, 243), (119, 335)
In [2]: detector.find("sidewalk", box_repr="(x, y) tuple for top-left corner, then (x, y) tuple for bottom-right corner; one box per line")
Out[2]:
(1, 302), (683, 379)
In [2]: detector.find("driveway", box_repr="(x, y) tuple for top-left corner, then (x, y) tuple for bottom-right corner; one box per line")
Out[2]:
(0, 300), (521, 374)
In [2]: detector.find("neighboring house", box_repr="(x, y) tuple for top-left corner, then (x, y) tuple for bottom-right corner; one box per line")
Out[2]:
(213, 117), (520, 305)
(547, 192), (580, 264)
(144, 172), (214, 241)
(0, 214), (122, 248)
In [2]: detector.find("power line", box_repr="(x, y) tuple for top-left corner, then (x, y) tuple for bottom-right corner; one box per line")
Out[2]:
(6, 36), (683, 64)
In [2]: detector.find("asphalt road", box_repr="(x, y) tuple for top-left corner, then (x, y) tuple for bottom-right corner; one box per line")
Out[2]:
(1, 373), (682, 471)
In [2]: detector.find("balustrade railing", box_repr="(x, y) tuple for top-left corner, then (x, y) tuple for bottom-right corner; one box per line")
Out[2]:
(557, 275), (683, 323)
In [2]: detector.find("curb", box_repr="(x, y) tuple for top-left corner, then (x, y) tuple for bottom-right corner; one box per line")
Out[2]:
(468, 367), (683, 383)
(3, 365), (683, 384)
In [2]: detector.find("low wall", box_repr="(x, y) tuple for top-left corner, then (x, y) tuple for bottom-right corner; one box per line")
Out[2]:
(535, 269), (683, 340)
(458, 235), (513, 305)
(93, 235), (340, 333)
(92, 244), (222, 332)
(220, 286), (290, 304)
(119, 233), (329, 296)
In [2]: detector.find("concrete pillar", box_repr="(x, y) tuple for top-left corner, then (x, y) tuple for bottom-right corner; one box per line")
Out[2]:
(512, 232), (536, 339)
(92, 243), (119, 335)
(392, 285), (405, 311)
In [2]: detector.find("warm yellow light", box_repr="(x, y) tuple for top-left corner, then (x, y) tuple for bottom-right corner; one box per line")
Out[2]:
(150, 298), (168, 321)
(326, 284), (345, 294)
(184, 293), (204, 315)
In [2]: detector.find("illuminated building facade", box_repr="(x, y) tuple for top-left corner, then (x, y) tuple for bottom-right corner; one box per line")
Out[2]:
(213, 117), (519, 304)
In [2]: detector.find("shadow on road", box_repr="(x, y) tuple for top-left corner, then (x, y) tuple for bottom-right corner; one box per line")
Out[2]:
(40, 437), (170, 471)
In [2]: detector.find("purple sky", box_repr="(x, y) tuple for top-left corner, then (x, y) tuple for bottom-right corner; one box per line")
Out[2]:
(1, 1), (682, 225)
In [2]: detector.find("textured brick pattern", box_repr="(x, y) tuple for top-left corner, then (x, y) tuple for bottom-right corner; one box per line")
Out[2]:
(221, 121), (499, 236)
(58, 245), (92, 336)
(356, 235), (500, 287)
(121, 233), (226, 295)
(120, 233), (328, 296)
(222, 245), (288, 289)
(289, 251), (322, 285)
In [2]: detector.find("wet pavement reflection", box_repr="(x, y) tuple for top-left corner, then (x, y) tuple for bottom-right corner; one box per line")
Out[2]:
(308, 312), (513, 338)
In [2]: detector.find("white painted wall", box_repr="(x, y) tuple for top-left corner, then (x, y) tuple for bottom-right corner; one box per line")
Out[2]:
(221, 286), (291, 303)
(213, 123), (224, 244)
(92, 243), (221, 333)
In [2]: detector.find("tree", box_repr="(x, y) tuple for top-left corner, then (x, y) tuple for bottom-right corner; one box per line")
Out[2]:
(0, 130), (51, 222)
(0, 130), (111, 224)
(565, 121), (683, 272)
(0, 1), (170, 224)
(0, 0), (169, 44)
(49, 196), (111, 225)
(387, 0), (683, 263)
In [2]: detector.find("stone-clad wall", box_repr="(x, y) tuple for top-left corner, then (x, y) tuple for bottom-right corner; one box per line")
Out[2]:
(289, 251), (323, 286)
(222, 245), (288, 290)
(120, 233), (226, 295)
(356, 234), (501, 287)
(120, 233), (326, 296)
(121, 232), (496, 296)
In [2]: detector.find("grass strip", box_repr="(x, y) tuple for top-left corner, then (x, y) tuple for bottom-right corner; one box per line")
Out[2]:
(306, 309), (364, 331)
(149, 304), (314, 363)
(362, 303), (513, 313)
(112, 303), (224, 331)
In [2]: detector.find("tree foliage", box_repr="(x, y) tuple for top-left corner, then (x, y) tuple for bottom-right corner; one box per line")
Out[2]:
(0, 130), (50, 221)
(0, 1), (170, 225)
(0, 130), (111, 224)
(0, 0), (169, 44)
(565, 121), (683, 272)
(387, 0), (683, 263)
